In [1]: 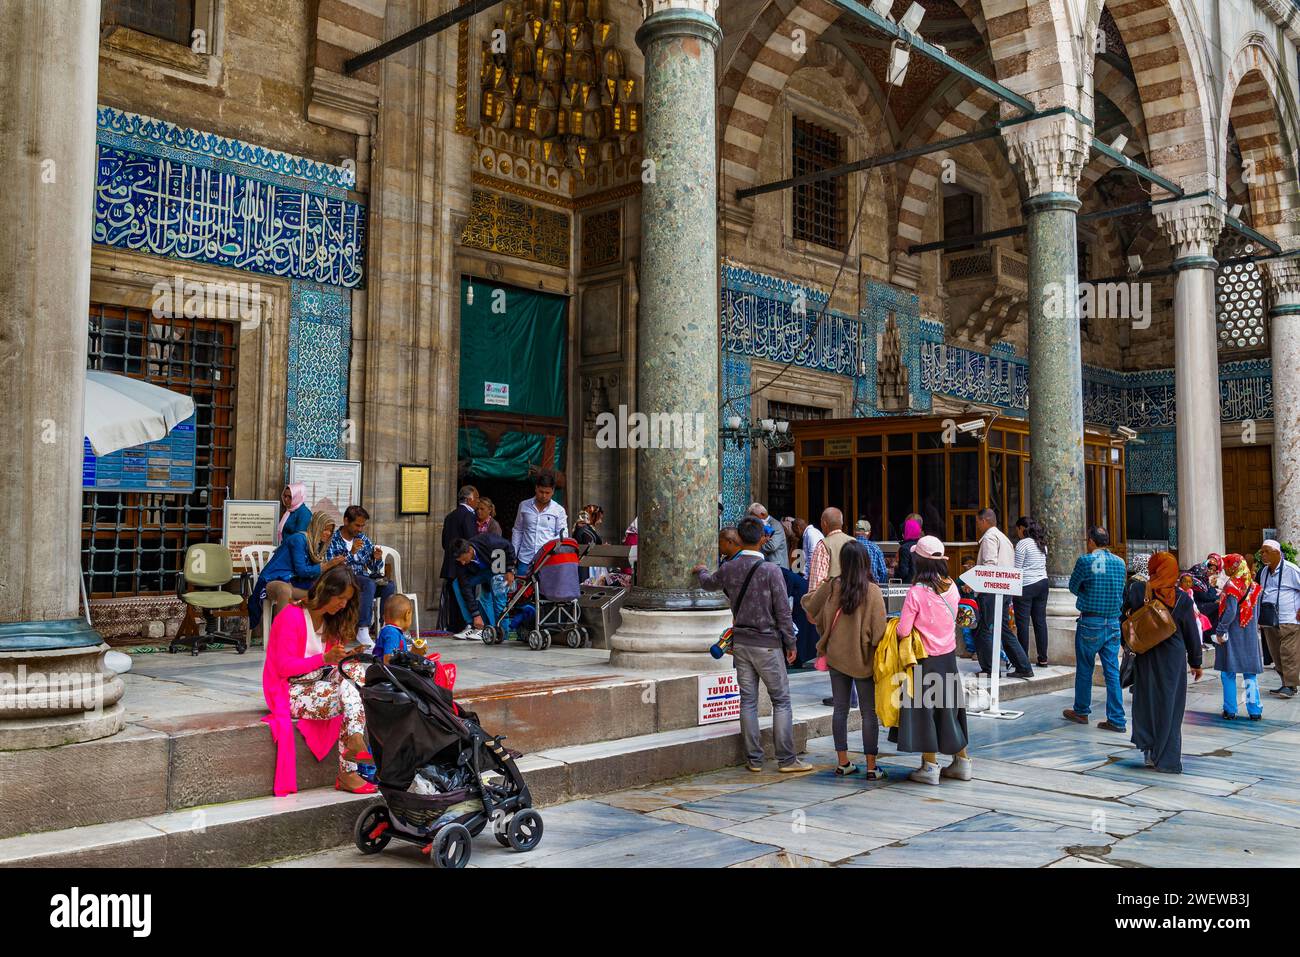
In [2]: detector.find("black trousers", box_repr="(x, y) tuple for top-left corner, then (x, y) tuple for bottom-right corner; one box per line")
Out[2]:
(977, 590), (1032, 674)
(1012, 578), (1051, 661)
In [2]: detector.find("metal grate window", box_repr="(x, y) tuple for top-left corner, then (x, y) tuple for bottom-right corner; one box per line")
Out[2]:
(792, 117), (847, 251)
(102, 0), (196, 46)
(766, 400), (831, 521)
(82, 304), (237, 598)
(1216, 240), (1267, 352)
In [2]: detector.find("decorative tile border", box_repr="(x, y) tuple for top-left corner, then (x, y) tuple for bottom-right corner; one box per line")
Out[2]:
(720, 353), (753, 526)
(94, 107), (366, 288)
(98, 107), (357, 190)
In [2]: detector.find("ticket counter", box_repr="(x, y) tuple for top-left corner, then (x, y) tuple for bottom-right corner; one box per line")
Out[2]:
(792, 415), (1127, 569)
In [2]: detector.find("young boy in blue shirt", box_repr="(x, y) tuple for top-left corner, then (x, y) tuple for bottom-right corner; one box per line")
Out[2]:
(374, 593), (412, 662)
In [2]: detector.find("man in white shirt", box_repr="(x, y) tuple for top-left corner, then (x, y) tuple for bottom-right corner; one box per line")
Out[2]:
(975, 507), (1033, 678)
(1259, 539), (1300, 698)
(511, 471), (568, 574)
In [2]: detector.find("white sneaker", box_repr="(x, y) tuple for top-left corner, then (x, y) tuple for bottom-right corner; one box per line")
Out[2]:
(453, 626), (475, 641)
(908, 761), (941, 786)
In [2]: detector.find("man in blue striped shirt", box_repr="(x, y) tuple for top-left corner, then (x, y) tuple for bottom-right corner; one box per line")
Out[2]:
(1064, 526), (1128, 731)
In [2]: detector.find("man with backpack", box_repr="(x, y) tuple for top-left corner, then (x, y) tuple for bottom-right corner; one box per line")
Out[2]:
(694, 516), (814, 774)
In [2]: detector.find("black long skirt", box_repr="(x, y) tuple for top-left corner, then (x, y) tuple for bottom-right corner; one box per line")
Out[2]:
(1130, 636), (1188, 772)
(896, 651), (969, 755)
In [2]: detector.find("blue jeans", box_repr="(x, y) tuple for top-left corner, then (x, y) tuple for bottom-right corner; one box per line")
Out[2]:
(1220, 672), (1262, 716)
(1074, 615), (1125, 727)
(452, 568), (507, 626)
(357, 576), (397, 631)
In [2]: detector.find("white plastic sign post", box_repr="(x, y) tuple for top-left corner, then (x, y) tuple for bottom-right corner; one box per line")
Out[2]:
(958, 566), (1025, 719)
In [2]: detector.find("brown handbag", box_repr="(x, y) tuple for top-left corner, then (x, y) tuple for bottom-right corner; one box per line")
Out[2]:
(1121, 598), (1177, 654)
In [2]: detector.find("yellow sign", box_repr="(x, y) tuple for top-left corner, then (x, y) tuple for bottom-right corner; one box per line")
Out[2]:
(825, 437), (853, 457)
(399, 464), (431, 516)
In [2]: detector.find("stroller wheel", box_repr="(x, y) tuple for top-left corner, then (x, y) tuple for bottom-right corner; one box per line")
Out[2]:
(480, 625), (497, 645)
(527, 629), (544, 651)
(541, 631), (552, 650)
(507, 809), (544, 852)
(353, 801), (392, 855)
(580, 627), (592, 648)
(429, 822), (472, 869)
(565, 628), (582, 649)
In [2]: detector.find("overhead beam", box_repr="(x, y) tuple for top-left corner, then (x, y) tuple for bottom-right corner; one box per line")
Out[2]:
(344, 0), (506, 74)
(827, 0), (1036, 114)
(1224, 212), (1282, 254)
(1089, 138), (1184, 197)
(906, 201), (1154, 254)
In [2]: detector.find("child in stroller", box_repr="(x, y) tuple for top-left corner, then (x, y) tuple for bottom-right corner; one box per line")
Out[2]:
(480, 537), (591, 650)
(347, 650), (543, 868)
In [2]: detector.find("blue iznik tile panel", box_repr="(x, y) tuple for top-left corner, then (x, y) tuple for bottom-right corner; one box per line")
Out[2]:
(285, 281), (352, 464)
(720, 353), (753, 526)
(94, 107), (366, 288)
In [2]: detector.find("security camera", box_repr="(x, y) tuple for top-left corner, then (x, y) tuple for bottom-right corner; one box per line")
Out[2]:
(957, 418), (986, 434)
(1116, 425), (1138, 440)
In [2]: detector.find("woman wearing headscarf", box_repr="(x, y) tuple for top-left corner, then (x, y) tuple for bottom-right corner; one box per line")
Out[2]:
(894, 516), (923, 584)
(1192, 554), (1223, 642)
(573, 504), (605, 580)
(278, 482), (312, 538)
(1212, 554), (1265, 720)
(1125, 551), (1203, 772)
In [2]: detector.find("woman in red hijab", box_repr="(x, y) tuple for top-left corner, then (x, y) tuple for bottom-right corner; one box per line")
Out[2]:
(1124, 551), (1204, 773)
(1211, 554), (1265, 720)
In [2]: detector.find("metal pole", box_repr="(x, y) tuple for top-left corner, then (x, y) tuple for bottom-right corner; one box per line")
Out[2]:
(344, 0), (507, 74)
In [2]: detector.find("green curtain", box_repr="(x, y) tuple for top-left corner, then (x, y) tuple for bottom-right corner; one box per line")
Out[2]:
(458, 428), (562, 482)
(459, 278), (566, 418)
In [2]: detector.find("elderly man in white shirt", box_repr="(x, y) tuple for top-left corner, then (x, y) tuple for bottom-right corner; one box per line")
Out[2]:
(1259, 539), (1300, 698)
(974, 507), (1034, 678)
(511, 471), (569, 574)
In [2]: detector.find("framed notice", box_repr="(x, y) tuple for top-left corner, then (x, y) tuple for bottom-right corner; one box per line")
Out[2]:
(288, 457), (362, 524)
(698, 671), (741, 725)
(398, 464), (431, 516)
(224, 500), (281, 569)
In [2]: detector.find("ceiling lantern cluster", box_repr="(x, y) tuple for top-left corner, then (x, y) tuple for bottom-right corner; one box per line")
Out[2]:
(474, 0), (643, 195)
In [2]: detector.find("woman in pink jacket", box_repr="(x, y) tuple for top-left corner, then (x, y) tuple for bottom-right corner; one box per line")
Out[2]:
(262, 565), (376, 796)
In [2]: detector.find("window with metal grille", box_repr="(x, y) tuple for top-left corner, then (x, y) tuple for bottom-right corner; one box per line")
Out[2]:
(766, 400), (831, 521)
(82, 304), (237, 598)
(792, 117), (847, 251)
(102, 0), (196, 46)
(1216, 241), (1267, 352)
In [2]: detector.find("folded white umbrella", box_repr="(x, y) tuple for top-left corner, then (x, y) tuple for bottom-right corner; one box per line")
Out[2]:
(84, 371), (196, 457)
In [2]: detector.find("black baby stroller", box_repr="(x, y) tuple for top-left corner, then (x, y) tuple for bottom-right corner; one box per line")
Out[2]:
(480, 537), (590, 650)
(347, 650), (543, 868)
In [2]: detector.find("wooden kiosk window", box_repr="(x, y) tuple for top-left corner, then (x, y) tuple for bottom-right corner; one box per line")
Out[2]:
(793, 415), (1127, 572)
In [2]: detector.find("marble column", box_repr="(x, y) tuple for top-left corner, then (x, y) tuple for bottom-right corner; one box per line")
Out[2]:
(0, 0), (125, 748)
(610, 0), (730, 670)
(1155, 198), (1226, 561)
(1003, 116), (1089, 587)
(1263, 256), (1300, 545)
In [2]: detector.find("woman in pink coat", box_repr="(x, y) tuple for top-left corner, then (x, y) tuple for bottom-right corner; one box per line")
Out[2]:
(262, 565), (376, 796)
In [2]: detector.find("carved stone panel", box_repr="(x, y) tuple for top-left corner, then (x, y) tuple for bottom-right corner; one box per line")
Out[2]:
(580, 278), (622, 359)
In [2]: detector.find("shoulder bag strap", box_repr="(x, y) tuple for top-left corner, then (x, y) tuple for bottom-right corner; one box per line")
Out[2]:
(730, 559), (764, 629)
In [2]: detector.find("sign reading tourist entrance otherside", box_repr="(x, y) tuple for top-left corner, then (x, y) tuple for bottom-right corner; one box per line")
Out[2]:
(959, 566), (1024, 596)
(698, 672), (741, 725)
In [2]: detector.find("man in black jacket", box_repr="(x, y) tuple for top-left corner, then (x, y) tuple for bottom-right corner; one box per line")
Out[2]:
(449, 533), (516, 640)
(440, 485), (480, 631)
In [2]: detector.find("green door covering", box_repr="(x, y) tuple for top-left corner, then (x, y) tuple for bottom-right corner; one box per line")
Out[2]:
(459, 278), (567, 419)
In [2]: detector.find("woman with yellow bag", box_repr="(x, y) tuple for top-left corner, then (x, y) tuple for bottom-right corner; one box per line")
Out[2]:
(895, 536), (972, 785)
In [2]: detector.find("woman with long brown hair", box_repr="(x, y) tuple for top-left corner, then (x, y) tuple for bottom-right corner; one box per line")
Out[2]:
(1125, 551), (1204, 773)
(252, 511), (347, 633)
(262, 565), (375, 796)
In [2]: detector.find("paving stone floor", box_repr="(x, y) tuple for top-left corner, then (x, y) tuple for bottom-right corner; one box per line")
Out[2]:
(276, 667), (1300, 868)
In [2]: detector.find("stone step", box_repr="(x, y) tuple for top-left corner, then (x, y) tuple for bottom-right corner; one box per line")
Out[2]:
(0, 712), (827, 868)
(0, 669), (751, 841)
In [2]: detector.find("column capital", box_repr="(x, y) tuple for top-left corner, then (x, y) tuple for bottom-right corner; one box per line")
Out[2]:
(1001, 114), (1090, 200)
(1153, 197), (1224, 265)
(640, 0), (718, 18)
(1263, 254), (1300, 314)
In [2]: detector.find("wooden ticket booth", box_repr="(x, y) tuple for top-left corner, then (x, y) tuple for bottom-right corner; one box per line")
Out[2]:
(792, 415), (1128, 572)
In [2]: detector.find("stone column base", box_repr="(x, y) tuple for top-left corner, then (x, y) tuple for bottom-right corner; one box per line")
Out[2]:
(0, 639), (127, 751)
(608, 607), (734, 672)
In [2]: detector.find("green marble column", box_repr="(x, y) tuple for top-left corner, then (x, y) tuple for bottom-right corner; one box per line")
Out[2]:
(1024, 193), (1087, 581)
(625, 3), (726, 612)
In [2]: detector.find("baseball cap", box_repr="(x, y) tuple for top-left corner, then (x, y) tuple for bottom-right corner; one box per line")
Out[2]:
(854, 520), (871, 535)
(911, 535), (947, 559)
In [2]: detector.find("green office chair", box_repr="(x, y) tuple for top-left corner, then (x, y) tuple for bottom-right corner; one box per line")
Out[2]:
(171, 543), (249, 656)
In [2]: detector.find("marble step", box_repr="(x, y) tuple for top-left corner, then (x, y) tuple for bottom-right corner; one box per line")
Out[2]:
(0, 712), (829, 868)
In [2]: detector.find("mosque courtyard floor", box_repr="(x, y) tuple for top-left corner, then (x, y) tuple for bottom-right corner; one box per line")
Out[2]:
(275, 668), (1300, 868)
